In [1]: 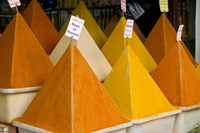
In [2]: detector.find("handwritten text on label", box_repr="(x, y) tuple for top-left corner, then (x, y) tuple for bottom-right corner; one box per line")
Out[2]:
(8, 0), (21, 8)
(124, 19), (134, 38)
(65, 15), (85, 40)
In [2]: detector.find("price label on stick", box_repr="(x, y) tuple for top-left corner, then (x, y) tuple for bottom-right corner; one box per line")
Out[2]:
(159, 0), (169, 12)
(121, 0), (126, 13)
(65, 15), (85, 40)
(7, 0), (21, 8)
(177, 25), (184, 41)
(124, 19), (134, 38)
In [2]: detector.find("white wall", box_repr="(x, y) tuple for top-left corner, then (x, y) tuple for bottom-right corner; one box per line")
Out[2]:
(196, 0), (200, 62)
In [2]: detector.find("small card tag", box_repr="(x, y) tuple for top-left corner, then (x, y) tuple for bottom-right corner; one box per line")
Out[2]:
(121, 0), (126, 13)
(177, 25), (184, 41)
(159, 0), (169, 12)
(7, 0), (21, 8)
(65, 15), (85, 40)
(124, 19), (134, 38)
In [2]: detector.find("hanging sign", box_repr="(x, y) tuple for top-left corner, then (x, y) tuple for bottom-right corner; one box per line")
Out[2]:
(177, 25), (184, 41)
(65, 15), (85, 40)
(121, 0), (126, 12)
(7, 0), (21, 8)
(159, 0), (169, 12)
(124, 19), (134, 38)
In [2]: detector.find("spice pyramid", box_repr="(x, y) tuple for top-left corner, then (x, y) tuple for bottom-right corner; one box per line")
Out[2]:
(50, 25), (111, 81)
(151, 41), (200, 107)
(0, 13), (53, 88)
(101, 17), (156, 72)
(59, 1), (107, 49)
(144, 13), (196, 65)
(22, 0), (61, 54)
(14, 44), (128, 132)
(104, 15), (146, 42)
(103, 45), (177, 119)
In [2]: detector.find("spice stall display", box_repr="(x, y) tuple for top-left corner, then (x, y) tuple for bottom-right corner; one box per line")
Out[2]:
(151, 42), (200, 133)
(103, 45), (180, 133)
(59, 1), (107, 49)
(50, 26), (111, 82)
(13, 44), (131, 133)
(22, 0), (61, 55)
(0, 13), (53, 124)
(144, 13), (196, 65)
(101, 17), (156, 72)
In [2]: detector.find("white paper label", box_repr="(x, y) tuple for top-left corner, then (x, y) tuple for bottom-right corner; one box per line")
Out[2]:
(177, 25), (184, 41)
(121, 0), (126, 12)
(159, 0), (169, 12)
(124, 19), (134, 38)
(65, 15), (85, 40)
(7, 0), (21, 8)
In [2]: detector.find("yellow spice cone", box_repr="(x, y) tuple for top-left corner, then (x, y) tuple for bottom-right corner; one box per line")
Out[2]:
(196, 64), (200, 76)
(0, 13), (53, 88)
(22, 0), (61, 54)
(103, 45), (177, 119)
(144, 13), (196, 65)
(14, 44), (128, 132)
(101, 17), (157, 72)
(104, 15), (146, 42)
(151, 41), (200, 107)
(59, 1), (107, 49)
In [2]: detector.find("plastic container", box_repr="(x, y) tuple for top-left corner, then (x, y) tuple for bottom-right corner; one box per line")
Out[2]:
(12, 121), (132, 133)
(127, 110), (181, 133)
(173, 105), (200, 133)
(0, 87), (40, 124)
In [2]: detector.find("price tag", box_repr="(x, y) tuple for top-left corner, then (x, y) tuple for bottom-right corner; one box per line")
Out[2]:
(7, 0), (21, 8)
(121, 0), (126, 13)
(177, 25), (184, 41)
(124, 19), (134, 38)
(159, 0), (169, 12)
(65, 15), (85, 40)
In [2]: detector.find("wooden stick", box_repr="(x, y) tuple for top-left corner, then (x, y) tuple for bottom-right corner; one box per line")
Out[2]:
(70, 36), (73, 44)
(15, 5), (19, 13)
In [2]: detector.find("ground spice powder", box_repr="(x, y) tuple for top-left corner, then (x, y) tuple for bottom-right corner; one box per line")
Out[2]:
(103, 45), (177, 119)
(22, 0), (61, 54)
(144, 13), (196, 65)
(101, 17), (157, 72)
(0, 13), (53, 88)
(59, 1), (107, 49)
(15, 44), (128, 132)
(151, 42), (200, 106)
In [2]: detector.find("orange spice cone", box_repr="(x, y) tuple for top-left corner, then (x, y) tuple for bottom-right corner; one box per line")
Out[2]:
(103, 45), (178, 120)
(59, 1), (107, 49)
(0, 13), (53, 88)
(151, 41), (200, 107)
(102, 17), (156, 72)
(22, 0), (61, 54)
(144, 13), (196, 65)
(14, 44), (128, 132)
